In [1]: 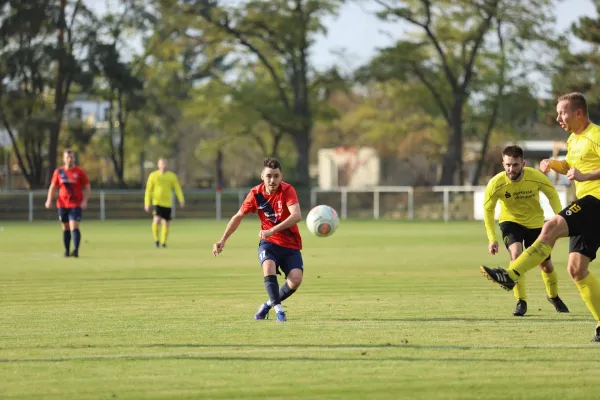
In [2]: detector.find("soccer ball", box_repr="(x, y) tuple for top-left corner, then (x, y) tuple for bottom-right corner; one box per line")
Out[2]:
(306, 205), (339, 237)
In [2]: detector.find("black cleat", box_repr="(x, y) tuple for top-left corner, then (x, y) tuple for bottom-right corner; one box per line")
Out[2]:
(161, 244), (167, 248)
(155, 241), (160, 248)
(513, 300), (527, 316)
(547, 296), (569, 313)
(480, 265), (517, 291)
(70, 250), (79, 258)
(64, 251), (70, 258)
(591, 326), (600, 343)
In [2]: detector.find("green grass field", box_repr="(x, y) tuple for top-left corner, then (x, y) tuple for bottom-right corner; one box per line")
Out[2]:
(1, 219), (600, 399)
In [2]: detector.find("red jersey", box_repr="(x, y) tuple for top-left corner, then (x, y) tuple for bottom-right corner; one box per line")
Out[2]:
(240, 182), (302, 250)
(51, 166), (89, 208)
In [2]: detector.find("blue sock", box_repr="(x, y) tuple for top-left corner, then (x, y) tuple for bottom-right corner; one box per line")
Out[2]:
(279, 282), (296, 302)
(63, 230), (71, 252)
(72, 229), (81, 250)
(264, 275), (281, 306)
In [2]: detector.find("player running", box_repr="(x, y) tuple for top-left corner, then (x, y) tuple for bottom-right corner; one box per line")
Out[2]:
(483, 145), (569, 316)
(481, 92), (600, 341)
(45, 149), (91, 258)
(144, 158), (185, 248)
(212, 157), (303, 322)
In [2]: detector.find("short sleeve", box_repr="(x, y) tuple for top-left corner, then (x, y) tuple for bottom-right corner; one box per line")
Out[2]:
(51, 169), (59, 186)
(284, 185), (299, 206)
(79, 169), (89, 185)
(240, 191), (257, 214)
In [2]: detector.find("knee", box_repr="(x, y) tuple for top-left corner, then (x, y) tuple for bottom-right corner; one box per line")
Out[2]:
(540, 217), (563, 241)
(539, 261), (554, 273)
(287, 271), (303, 289)
(568, 263), (588, 281)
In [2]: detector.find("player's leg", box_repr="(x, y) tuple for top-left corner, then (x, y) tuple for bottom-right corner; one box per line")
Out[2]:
(481, 207), (572, 290)
(69, 208), (82, 257)
(568, 236), (600, 341)
(151, 207), (160, 247)
(507, 241), (527, 316)
(538, 259), (569, 312)
(58, 208), (71, 257)
(254, 242), (282, 320)
(271, 250), (304, 305)
(160, 219), (169, 247)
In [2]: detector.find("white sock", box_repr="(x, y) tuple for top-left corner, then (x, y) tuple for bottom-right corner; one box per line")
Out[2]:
(274, 304), (284, 313)
(267, 300), (273, 306)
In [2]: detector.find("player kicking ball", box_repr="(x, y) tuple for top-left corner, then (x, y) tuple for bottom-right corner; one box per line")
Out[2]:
(482, 145), (569, 316)
(45, 149), (91, 258)
(212, 158), (304, 322)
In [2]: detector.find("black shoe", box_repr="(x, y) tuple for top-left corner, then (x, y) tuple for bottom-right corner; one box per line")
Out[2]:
(161, 244), (167, 248)
(591, 326), (600, 342)
(70, 250), (79, 258)
(547, 296), (569, 313)
(513, 300), (527, 316)
(64, 251), (70, 257)
(155, 241), (160, 248)
(480, 265), (517, 291)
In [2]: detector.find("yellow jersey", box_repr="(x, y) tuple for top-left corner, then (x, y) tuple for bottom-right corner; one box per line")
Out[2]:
(483, 167), (563, 243)
(144, 170), (184, 208)
(565, 122), (600, 200)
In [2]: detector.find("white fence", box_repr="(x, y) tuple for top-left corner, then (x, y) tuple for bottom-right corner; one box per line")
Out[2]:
(0, 186), (570, 222)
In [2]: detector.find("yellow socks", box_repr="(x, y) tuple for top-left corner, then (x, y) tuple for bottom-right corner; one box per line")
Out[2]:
(161, 225), (169, 245)
(513, 273), (527, 301)
(152, 223), (159, 242)
(542, 269), (559, 298)
(575, 273), (600, 323)
(507, 240), (553, 280)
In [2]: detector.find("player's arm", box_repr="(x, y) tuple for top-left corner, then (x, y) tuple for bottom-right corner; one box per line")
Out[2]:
(541, 159), (570, 175)
(144, 174), (155, 211)
(80, 170), (91, 209)
(537, 172), (563, 214)
(172, 174), (185, 207)
(45, 170), (59, 208)
(214, 192), (255, 256)
(482, 183), (499, 253)
(268, 203), (302, 235)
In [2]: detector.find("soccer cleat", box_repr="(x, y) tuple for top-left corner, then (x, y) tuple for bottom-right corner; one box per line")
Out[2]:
(70, 250), (79, 258)
(276, 311), (287, 322)
(64, 251), (70, 257)
(480, 265), (517, 291)
(513, 300), (527, 316)
(547, 296), (569, 313)
(161, 244), (167, 248)
(592, 326), (600, 342)
(254, 302), (271, 320)
(155, 241), (159, 248)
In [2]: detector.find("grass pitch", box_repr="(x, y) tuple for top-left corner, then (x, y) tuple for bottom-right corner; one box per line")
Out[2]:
(1, 219), (600, 399)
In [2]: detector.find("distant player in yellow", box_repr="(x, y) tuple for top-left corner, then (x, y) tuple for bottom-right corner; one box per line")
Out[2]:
(481, 92), (600, 341)
(144, 158), (185, 248)
(483, 145), (569, 316)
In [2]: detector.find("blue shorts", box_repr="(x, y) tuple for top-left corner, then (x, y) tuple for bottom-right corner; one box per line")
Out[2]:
(58, 207), (82, 223)
(257, 240), (304, 277)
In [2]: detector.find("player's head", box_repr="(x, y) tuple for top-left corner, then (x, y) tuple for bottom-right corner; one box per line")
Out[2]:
(63, 149), (75, 168)
(502, 145), (525, 181)
(261, 157), (282, 194)
(556, 92), (589, 132)
(158, 158), (168, 172)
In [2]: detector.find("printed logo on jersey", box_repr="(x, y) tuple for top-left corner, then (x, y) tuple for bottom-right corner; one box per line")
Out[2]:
(254, 193), (281, 223)
(504, 192), (511, 199)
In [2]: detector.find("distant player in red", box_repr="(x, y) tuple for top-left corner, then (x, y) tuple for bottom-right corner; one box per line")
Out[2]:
(45, 149), (91, 257)
(212, 158), (303, 322)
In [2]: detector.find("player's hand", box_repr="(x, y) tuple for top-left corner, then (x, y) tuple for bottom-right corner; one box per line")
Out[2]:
(45, 200), (52, 209)
(144, 205), (151, 213)
(212, 241), (225, 256)
(540, 159), (551, 174)
(567, 167), (586, 181)
(259, 229), (274, 240)
(80, 199), (88, 210)
(180, 201), (185, 208)
(488, 241), (499, 255)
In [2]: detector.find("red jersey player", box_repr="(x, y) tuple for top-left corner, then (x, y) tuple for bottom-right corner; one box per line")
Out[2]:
(45, 149), (91, 257)
(212, 157), (303, 322)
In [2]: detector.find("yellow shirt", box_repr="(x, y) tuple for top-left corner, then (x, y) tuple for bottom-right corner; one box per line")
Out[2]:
(565, 123), (600, 200)
(144, 170), (184, 208)
(483, 167), (563, 243)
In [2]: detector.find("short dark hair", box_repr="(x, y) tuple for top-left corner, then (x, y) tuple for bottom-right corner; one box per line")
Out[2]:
(263, 157), (281, 170)
(64, 148), (73, 155)
(502, 145), (524, 159)
(558, 92), (588, 116)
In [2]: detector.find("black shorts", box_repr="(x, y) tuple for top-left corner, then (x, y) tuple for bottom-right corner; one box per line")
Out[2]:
(559, 195), (600, 261)
(257, 240), (303, 277)
(58, 207), (82, 223)
(153, 205), (172, 221)
(499, 221), (550, 261)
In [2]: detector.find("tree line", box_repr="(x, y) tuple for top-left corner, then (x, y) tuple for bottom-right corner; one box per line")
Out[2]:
(0, 0), (597, 189)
